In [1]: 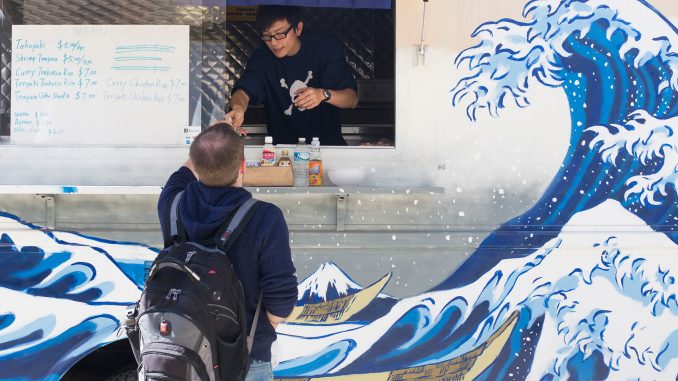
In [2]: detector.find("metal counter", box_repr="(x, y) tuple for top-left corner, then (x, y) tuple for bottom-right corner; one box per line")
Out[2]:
(0, 185), (484, 297)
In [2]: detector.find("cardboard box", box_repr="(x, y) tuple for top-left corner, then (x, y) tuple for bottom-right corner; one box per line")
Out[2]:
(243, 166), (293, 187)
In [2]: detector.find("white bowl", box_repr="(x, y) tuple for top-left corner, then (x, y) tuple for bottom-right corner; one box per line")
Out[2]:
(328, 168), (366, 187)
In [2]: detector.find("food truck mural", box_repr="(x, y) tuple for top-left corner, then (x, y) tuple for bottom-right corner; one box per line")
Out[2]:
(0, 0), (677, 380)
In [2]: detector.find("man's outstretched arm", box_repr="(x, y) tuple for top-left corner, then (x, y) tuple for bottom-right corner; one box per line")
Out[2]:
(157, 159), (198, 244)
(225, 89), (251, 135)
(293, 87), (358, 111)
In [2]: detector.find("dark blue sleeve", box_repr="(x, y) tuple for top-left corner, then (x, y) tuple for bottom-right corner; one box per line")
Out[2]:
(256, 204), (298, 318)
(232, 48), (268, 105)
(158, 166), (198, 244)
(318, 36), (358, 92)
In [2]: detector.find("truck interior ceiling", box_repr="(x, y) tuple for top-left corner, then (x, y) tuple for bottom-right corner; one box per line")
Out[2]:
(0, 1), (395, 147)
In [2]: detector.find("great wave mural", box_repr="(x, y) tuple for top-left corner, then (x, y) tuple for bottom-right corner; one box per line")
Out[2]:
(0, 0), (677, 380)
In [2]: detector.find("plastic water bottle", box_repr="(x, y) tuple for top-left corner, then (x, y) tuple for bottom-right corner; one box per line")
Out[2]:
(293, 137), (310, 187)
(310, 137), (320, 159)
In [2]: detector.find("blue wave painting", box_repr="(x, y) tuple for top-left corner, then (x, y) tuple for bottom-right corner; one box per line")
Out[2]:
(277, 201), (677, 379)
(274, 0), (678, 379)
(0, 212), (155, 380)
(441, 0), (678, 289)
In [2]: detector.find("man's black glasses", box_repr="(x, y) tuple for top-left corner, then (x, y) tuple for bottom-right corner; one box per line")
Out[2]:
(261, 25), (294, 41)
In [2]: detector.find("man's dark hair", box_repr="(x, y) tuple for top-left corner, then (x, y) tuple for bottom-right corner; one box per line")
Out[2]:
(189, 122), (244, 187)
(256, 5), (302, 33)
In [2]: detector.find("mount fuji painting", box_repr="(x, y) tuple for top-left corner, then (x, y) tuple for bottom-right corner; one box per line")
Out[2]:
(0, 0), (677, 380)
(288, 262), (396, 324)
(297, 262), (367, 305)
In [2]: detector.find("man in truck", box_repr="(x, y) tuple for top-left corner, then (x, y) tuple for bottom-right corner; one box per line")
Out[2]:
(157, 122), (298, 380)
(226, 5), (359, 146)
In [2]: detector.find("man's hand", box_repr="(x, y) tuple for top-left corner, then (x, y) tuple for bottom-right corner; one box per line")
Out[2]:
(267, 311), (286, 330)
(294, 87), (358, 110)
(294, 87), (325, 110)
(224, 110), (248, 136)
(226, 89), (251, 135)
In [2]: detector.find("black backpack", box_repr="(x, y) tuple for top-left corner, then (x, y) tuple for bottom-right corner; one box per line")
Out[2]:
(125, 191), (262, 381)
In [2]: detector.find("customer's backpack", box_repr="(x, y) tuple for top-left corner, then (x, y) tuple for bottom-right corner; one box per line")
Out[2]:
(125, 191), (262, 381)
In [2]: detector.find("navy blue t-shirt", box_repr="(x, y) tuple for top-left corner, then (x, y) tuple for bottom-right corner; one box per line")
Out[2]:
(234, 32), (357, 146)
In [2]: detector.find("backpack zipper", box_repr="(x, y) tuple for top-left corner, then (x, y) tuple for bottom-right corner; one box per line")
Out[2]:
(143, 372), (185, 381)
(173, 290), (238, 341)
(149, 259), (201, 283)
(207, 304), (240, 328)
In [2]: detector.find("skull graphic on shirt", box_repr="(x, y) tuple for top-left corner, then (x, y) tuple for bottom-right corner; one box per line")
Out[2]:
(280, 71), (313, 116)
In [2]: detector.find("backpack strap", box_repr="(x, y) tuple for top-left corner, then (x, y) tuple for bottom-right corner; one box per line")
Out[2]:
(247, 292), (263, 353)
(213, 198), (264, 353)
(164, 190), (186, 248)
(216, 198), (261, 252)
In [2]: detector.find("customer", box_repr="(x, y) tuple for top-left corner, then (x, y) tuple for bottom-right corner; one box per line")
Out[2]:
(226, 5), (358, 146)
(158, 122), (298, 380)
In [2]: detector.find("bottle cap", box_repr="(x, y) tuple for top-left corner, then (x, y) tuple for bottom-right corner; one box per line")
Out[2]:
(298, 137), (306, 143)
(264, 136), (273, 144)
(312, 137), (319, 141)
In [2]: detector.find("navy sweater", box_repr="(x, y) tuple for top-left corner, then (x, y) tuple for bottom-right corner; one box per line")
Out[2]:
(158, 166), (298, 362)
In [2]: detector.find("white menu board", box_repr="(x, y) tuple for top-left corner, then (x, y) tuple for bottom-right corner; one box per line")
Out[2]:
(10, 25), (191, 145)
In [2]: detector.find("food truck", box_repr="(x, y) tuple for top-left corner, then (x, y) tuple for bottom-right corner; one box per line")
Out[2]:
(0, 0), (677, 380)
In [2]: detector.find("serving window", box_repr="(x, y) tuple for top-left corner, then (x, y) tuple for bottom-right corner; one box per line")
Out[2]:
(224, 5), (395, 146)
(0, 1), (394, 147)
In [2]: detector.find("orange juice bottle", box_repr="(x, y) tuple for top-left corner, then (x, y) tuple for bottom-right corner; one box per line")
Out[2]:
(309, 137), (322, 186)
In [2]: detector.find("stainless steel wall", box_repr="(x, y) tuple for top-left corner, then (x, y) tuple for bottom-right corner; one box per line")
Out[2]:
(0, 187), (502, 298)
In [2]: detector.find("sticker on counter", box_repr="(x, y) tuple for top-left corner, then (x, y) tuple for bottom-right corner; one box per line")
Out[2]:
(183, 126), (201, 146)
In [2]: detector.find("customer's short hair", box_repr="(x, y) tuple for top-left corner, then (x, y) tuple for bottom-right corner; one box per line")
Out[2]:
(189, 122), (244, 187)
(256, 5), (302, 33)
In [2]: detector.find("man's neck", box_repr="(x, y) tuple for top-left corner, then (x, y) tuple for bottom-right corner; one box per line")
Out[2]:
(233, 172), (244, 187)
(287, 38), (302, 57)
